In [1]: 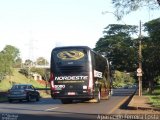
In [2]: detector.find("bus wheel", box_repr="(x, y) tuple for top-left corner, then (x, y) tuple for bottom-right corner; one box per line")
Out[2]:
(61, 99), (72, 104)
(90, 90), (100, 103)
(96, 90), (101, 103)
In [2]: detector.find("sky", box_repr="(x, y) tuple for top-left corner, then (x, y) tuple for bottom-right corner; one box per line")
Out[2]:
(0, 0), (159, 62)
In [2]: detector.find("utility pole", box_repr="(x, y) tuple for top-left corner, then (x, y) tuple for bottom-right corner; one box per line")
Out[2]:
(102, 11), (143, 96)
(137, 20), (143, 96)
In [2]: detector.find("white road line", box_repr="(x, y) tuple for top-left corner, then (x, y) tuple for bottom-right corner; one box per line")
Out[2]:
(45, 107), (59, 111)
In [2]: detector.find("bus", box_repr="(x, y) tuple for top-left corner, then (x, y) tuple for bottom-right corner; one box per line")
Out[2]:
(49, 46), (112, 104)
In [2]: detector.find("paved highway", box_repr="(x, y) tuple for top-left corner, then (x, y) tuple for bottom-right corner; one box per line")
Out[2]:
(0, 88), (136, 120)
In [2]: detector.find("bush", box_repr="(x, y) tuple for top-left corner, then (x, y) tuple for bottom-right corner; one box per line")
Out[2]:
(19, 68), (29, 77)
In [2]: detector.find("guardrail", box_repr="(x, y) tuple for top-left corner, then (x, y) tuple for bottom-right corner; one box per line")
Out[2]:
(35, 88), (50, 90)
(0, 91), (7, 95)
(0, 92), (8, 101)
(35, 88), (51, 95)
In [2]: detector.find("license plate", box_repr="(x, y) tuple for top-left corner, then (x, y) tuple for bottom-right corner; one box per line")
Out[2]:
(68, 92), (75, 95)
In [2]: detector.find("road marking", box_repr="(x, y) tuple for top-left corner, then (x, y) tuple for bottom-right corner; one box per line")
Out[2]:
(108, 96), (129, 114)
(45, 107), (59, 111)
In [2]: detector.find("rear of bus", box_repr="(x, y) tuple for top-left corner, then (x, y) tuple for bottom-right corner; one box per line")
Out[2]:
(50, 46), (94, 103)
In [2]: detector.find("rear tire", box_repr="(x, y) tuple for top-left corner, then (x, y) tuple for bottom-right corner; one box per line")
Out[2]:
(27, 95), (31, 102)
(36, 95), (40, 101)
(89, 90), (101, 103)
(8, 99), (12, 103)
(61, 99), (72, 104)
(95, 90), (100, 103)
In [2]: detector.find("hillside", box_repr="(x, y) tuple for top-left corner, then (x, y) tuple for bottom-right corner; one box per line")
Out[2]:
(0, 69), (46, 91)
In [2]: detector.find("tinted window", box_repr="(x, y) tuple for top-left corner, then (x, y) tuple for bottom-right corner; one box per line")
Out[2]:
(52, 48), (88, 67)
(12, 85), (27, 90)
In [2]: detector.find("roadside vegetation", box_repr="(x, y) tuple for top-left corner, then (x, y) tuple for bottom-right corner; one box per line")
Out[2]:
(110, 0), (160, 109)
(144, 85), (160, 108)
(113, 70), (135, 88)
(0, 69), (50, 102)
(0, 69), (45, 91)
(94, 18), (160, 94)
(0, 45), (50, 102)
(111, 0), (160, 20)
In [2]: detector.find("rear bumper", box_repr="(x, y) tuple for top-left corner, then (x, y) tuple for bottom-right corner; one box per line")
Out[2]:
(8, 95), (27, 100)
(51, 90), (94, 99)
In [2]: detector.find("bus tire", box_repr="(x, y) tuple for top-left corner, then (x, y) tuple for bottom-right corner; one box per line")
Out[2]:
(96, 90), (101, 103)
(90, 90), (100, 103)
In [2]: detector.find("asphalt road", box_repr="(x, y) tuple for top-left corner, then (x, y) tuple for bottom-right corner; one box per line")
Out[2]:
(0, 88), (136, 120)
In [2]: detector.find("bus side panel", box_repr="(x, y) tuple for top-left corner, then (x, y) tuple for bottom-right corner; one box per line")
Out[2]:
(91, 51), (111, 100)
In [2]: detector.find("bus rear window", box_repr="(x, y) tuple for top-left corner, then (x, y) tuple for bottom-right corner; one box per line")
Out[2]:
(52, 49), (88, 67)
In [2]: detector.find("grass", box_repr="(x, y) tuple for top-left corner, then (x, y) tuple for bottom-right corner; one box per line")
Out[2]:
(146, 85), (160, 108)
(0, 69), (50, 101)
(0, 69), (45, 91)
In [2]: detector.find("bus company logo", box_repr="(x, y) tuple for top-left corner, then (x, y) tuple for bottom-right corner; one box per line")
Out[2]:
(57, 50), (84, 60)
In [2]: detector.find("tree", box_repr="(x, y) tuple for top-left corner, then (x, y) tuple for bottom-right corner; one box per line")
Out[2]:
(0, 52), (6, 81)
(142, 18), (160, 93)
(36, 57), (49, 65)
(112, 0), (160, 20)
(14, 57), (22, 68)
(95, 19), (160, 94)
(0, 45), (20, 80)
(3, 45), (20, 61)
(94, 24), (138, 72)
(34, 57), (49, 80)
(21, 57), (49, 80)
(24, 59), (33, 67)
(1, 45), (20, 73)
(113, 70), (135, 88)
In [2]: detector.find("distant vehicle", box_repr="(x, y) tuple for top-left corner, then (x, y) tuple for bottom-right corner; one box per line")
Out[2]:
(50, 46), (112, 104)
(8, 84), (40, 103)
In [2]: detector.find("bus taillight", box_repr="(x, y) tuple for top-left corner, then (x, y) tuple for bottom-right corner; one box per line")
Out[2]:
(50, 72), (55, 90)
(88, 72), (93, 93)
(88, 51), (93, 93)
(88, 79), (93, 90)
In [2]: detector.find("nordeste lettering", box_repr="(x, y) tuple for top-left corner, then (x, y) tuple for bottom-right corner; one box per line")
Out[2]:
(55, 76), (88, 80)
